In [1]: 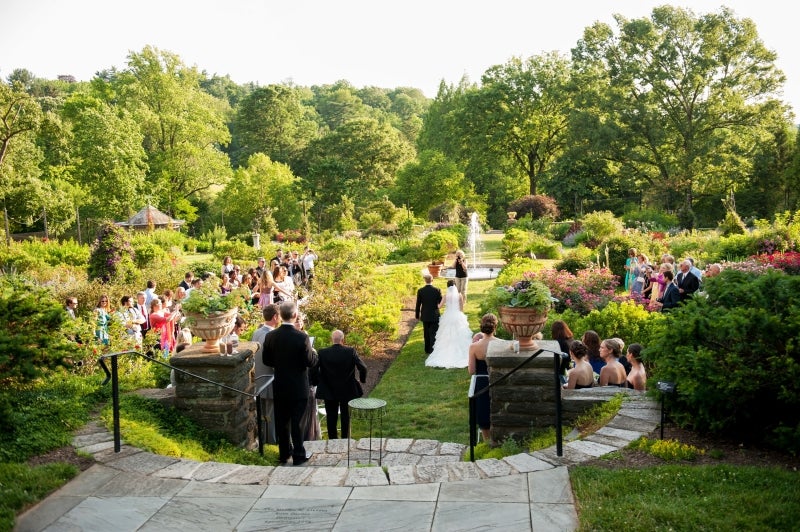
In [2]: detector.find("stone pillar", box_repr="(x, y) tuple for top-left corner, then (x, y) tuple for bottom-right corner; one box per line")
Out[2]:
(170, 341), (258, 448)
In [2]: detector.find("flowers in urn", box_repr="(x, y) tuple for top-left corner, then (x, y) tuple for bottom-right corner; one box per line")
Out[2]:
(485, 278), (556, 315)
(181, 280), (249, 317)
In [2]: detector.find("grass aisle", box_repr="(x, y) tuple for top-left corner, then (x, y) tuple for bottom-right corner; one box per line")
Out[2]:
(361, 277), (497, 445)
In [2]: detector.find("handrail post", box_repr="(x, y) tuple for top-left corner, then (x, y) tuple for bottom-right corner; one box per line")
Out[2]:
(111, 354), (121, 453)
(554, 350), (563, 457)
(256, 396), (264, 456)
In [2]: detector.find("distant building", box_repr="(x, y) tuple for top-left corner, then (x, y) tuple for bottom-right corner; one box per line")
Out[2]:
(116, 205), (185, 231)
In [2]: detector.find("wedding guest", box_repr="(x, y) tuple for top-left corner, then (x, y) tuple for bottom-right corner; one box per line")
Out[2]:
(179, 271), (194, 291)
(658, 270), (680, 312)
(65, 297), (78, 319)
(221, 255), (234, 278)
(582, 330), (605, 375)
(144, 280), (158, 308)
(613, 337), (631, 374)
(625, 343), (647, 390)
(676, 259), (700, 302)
(94, 295), (111, 345)
(598, 338), (627, 387)
(468, 313), (498, 446)
(551, 320), (574, 355)
(564, 340), (595, 389)
(312, 330), (367, 439)
(149, 297), (180, 358)
(624, 248), (638, 292)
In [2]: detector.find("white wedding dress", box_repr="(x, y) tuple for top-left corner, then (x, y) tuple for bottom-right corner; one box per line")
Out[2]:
(425, 286), (473, 368)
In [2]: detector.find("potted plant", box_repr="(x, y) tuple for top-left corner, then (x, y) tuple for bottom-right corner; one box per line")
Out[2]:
(181, 281), (249, 352)
(421, 230), (458, 278)
(485, 278), (554, 350)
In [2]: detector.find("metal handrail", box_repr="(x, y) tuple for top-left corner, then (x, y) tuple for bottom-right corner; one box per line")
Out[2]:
(467, 347), (568, 461)
(98, 350), (273, 456)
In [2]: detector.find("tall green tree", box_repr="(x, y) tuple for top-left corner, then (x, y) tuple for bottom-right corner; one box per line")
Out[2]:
(570, 6), (790, 219)
(392, 150), (476, 220)
(230, 85), (319, 168)
(0, 81), (43, 243)
(468, 52), (573, 196)
(114, 46), (232, 217)
(62, 94), (148, 221)
(212, 153), (302, 237)
(300, 117), (415, 215)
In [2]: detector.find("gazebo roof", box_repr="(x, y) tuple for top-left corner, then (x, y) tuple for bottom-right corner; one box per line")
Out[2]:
(116, 205), (185, 228)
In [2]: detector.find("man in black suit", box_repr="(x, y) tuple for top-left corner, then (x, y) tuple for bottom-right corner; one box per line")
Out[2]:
(675, 259), (700, 302)
(312, 330), (367, 439)
(262, 301), (318, 465)
(415, 273), (442, 354)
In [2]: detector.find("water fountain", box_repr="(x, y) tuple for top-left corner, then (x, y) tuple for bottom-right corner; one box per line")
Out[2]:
(443, 212), (500, 280)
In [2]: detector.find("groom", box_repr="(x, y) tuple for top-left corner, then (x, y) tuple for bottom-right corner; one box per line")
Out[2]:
(415, 273), (442, 354)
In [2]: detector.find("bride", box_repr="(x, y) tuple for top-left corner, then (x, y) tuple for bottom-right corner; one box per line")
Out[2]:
(425, 280), (473, 368)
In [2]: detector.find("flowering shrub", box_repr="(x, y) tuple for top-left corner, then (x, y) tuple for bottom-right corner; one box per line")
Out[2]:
(754, 251), (800, 275)
(87, 222), (136, 284)
(530, 267), (618, 315)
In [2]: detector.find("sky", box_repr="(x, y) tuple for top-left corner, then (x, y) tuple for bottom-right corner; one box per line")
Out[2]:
(1, 0), (797, 116)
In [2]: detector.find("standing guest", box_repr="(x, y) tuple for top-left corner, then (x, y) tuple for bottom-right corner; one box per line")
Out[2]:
(302, 247), (318, 286)
(185, 278), (202, 299)
(257, 269), (276, 309)
(179, 272), (194, 291)
(116, 295), (144, 345)
(65, 297), (78, 319)
(149, 297), (180, 358)
(415, 273), (442, 355)
(272, 248), (284, 267)
(468, 313), (499, 446)
(134, 291), (151, 338)
(582, 330), (604, 375)
(705, 263), (722, 277)
(256, 257), (268, 277)
(272, 265), (295, 302)
(625, 343), (647, 390)
(624, 248), (638, 292)
(598, 338), (627, 387)
(564, 340), (595, 389)
(687, 257), (703, 280)
(174, 286), (187, 305)
(144, 280), (158, 308)
(161, 289), (174, 310)
(312, 330), (367, 440)
(252, 304), (281, 444)
(661, 253), (677, 275)
(676, 259), (700, 302)
(289, 250), (304, 285)
(453, 249), (469, 299)
(94, 295), (111, 345)
(630, 253), (649, 296)
(262, 301), (318, 465)
(657, 270), (680, 311)
(221, 256), (234, 278)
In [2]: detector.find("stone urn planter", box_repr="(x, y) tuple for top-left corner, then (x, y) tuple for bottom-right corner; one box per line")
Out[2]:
(185, 308), (238, 353)
(498, 306), (548, 350)
(427, 261), (444, 278)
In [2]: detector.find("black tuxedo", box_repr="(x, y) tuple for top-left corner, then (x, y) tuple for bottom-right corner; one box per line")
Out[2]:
(262, 323), (318, 462)
(675, 270), (700, 301)
(415, 283), (442, 354)
(312, 344), (367, 439)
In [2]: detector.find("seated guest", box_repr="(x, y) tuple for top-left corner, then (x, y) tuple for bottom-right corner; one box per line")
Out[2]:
(564, 340), (594, 389)
(598, 338), (628, 387)
(582, 330), (604, 375)
(625, 343), (647, 390)
(613, 336), (631, 375)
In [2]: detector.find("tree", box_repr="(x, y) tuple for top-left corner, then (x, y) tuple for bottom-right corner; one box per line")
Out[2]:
(570, 6), (790, 218)
(62, 94), (148, 221)
(463, 52), (573, 196)
(212, 153), (302, 237)
(230, 85), (318, 168)
(300, 117), (415, 214)
(392, 150), (475, 219)
(0, 81), (43, 244)
(114, 46), (232, 215)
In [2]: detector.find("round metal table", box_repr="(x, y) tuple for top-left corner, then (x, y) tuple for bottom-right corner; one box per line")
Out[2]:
(347, 397), (387, 466)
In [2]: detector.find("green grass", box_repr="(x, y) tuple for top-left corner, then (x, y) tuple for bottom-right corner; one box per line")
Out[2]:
(571, 465), (800, 531)
(0, 462), (79, 531)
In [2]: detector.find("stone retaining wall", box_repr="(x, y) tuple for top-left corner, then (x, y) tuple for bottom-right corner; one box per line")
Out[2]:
(170, 341), (258, 448)
(486, 339), (641, 441)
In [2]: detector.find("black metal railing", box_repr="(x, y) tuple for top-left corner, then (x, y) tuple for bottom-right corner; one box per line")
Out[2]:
(98, 350), (273, 456)
(467, 347), (569, 461)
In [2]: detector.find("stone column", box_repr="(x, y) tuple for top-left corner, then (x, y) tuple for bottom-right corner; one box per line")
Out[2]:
(170, 341), (257, 448)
